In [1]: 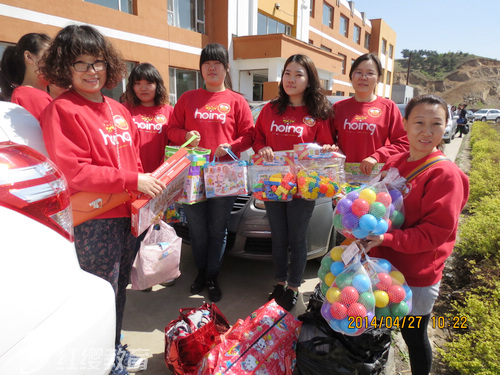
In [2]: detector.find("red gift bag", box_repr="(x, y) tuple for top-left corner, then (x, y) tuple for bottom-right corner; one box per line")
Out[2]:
(164, 303), (230, 375)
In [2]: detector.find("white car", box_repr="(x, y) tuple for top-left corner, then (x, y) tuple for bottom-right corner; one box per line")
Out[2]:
(473, 108), (500, 122)
(0, 102), (116, 375)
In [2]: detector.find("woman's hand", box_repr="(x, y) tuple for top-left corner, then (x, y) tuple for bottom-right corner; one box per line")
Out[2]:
(362, 234), (384, 252)
(258, 146), (274, 162)
(186, 131), (200, 147)
(215, 143), (231, 158)
(321, 144), (339, 153)
(360, 156), (378, 175)
(137, 173), (166, 198)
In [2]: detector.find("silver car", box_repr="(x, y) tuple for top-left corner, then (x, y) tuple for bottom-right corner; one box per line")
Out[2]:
(473, 108), (500, 122)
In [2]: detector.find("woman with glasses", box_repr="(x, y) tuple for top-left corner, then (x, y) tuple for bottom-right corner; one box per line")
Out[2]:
(39, 24), (163, 375)
(332, 53), (408, 175)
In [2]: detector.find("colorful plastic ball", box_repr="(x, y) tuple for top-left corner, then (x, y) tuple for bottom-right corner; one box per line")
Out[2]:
(363, 311), (375, 329)
(390, 210), (405, 228)
(342, 229), (356, 239)
(388, 203), (395, 217)
(352, 227), (370, 239)
(389, 189), (402, 204)
(359, 214), (377, 232)
(376, 273), (393, 291)
(376, 259), (392, 273)
(330, 302), (348, 320)
(369, 202), (387, 219)
(328, 318), (342, 331)
(346, 191), (360, 201)
(335, 272), (354, 289)
(372, 219), (389, 235)
(373, 290), (389, 308)
(337, 198), (353, 215)
(330, 246), (344, 262)
(375, 305), (392, 320)
(333, 214), (344, 229)
(330, 261), (345, 276)
(317, 267), (329, 281)
(390, 270), (406, 285)
(321, 302), (334, 320)
(324, 272), (336, 287)
(342, 213), (359, 230)
(341, 286), (359, 305)
(320, 255), (334, 271)
(351, 199), (370, 217)
(352, 274), (371, 293)
(326, 286), (342, 303)
(376, 192), (392, 207)
(388, 285), (406, 303)
(403, 285), (413, 302)
(340, 318), (358, 334)
(320, 281), (330, 296)
(391, 301), (410, 318)
(347, 302), (367, 318)
(359, 292), (376, 310)
(359, 189), (377, 204)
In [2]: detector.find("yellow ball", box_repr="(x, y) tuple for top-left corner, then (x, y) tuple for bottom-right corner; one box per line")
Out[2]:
(374, 290), (390, 308)
(326, 286), (342, 303)
(390, 270), (405, 286)
(359, 189), (377, 204)
(330, 246), (344, 262)
(324, 272), (336, 287)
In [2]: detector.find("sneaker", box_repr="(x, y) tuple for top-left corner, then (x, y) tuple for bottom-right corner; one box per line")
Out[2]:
(276, 289), (298, 311)
(110, 362), (129, 375)
(161, 279), (176, 287)
(206, 279), (222, 302)
(140, 287), (152, 292)
(268, 284), (286, 301)
(190, 270), (205, 294)
(115, 344), (148, 373)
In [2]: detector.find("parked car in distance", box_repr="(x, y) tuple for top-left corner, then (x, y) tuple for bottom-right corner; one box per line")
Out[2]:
(465, 109), (475, 123)
(0, 102), (116, 375)
(473, 108), (500, 122)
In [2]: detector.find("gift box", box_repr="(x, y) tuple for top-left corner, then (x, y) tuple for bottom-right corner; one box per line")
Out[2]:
(249, 151), (297, 202)
(204, 149), (249, 198)
(131, 149), (190, 237)
(177, 154), (209, 205)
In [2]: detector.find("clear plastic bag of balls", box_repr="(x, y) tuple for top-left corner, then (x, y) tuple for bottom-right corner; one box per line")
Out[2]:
(317, 245), (349, 296)
(320, 249), (375, 336)
(361, 254), (412, 327)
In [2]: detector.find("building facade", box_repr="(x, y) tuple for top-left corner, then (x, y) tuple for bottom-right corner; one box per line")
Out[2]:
(0, 0), (397, 103)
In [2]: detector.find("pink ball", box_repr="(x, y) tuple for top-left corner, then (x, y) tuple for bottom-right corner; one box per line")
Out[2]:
(330, 302), (348, 320)
(376, 273), (393, 291)
(347, 302), (367, 318)
(388, 285), (406, 303)
(351, 199), (370, 217)
(341, 286), (359, 305)
(376, 192), (392, 207)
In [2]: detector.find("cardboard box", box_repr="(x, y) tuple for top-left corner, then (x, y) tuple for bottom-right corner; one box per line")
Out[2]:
(131, 149), (190, 237)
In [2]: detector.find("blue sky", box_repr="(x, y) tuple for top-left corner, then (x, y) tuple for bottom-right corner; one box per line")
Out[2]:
(351, 0), (500, 61)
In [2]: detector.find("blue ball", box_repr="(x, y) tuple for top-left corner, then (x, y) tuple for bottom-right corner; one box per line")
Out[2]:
(403, 285), (413, 302)
(352, 227), (370, 239)
(377, 258), (392, 273)
(359, 214), (377, 232)
(372, 219), (389, 235)
(352, 274), (371, 293)
(329, 318), (342, 332)
(340, 318), (358, 334)
(330, 261), (345, 276)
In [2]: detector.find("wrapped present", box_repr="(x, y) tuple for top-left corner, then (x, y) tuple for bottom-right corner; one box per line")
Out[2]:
(294, 143), (345, 200)
(249, 151), (297, 202)
(204, 149), (249, 198)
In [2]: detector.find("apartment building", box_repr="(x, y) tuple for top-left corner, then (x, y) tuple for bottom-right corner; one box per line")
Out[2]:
(0, 0), (397, 103)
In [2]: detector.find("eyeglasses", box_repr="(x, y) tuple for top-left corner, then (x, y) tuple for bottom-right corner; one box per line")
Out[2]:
(353, 70), (378, 79)
(70, 60), (107, 72)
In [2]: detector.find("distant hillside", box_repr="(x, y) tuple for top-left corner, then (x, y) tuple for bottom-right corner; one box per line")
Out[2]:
(394, 50), (500, 109)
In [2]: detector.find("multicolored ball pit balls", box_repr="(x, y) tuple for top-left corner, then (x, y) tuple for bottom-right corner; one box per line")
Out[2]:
(317, 246), (346, 296)
(333, 186), (405, 239)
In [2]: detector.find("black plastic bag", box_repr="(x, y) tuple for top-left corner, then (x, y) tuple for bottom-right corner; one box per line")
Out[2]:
(296, 283), (391, 375)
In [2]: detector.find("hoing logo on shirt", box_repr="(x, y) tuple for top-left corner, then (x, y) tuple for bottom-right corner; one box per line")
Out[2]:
(194, 103), (230, 124)
(343, 115), (377, 135)
(133, 114), (167, 133)
(270, 117), (303, 137)
(100, 115), (133, 147)
(303, 116), (316, 127)
(368, 107), (382, 118)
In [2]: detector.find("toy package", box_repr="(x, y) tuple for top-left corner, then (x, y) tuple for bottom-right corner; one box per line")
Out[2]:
(177, 153), (209, 205)
(248, 151), (296, 202)
(293, 143), (345, 200)
(204, 149), (249, 198)
(343, 162), (385, 187)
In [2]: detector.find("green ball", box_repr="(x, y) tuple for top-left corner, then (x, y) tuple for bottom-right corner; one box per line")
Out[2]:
(369, 202), (387, 219)
(375, 306), (392, 320)
(320, 280), (330, 296)
(335, 272), (354, 289)
(359, 291), (376, 310)
(317, 267), (329, 280)
(390, 210), (405, 228)
(320, 255), (334, 271)
(333, 214), (344, 229)
(391, 301), (410, 318)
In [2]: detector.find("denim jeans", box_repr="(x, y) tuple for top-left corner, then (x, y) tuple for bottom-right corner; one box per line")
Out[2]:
(183, 196), (237, 278)
(264, 198), (315, 288)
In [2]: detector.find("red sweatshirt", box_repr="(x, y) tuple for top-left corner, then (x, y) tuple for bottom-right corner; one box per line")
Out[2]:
(11, 86), (52, 121)
(370, 150), (469, 287)
(252, 102), (334, 153)
(332, 96), (409, 163)
(40, 89), (142, 218)
(167, 88), (254, 161)
(124, 103), (174, 173)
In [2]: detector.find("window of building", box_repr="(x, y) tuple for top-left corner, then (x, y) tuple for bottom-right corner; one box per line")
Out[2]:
(310, 0), (314, 17)
(257, 12), (291, 35)
(339, 15), (349, 37)
(389, 44), (394, 58)
(320, 45), (332, 52)
(323, 3), (333, 28)
(353, 24), (361, 44)
(339, 53), (347, 75)
(84, 0), (133, 14)
(320, 79), (330, 91)
(102, 61), (135, 101)
(335, 90), (345, 96)
(382, 39), (387, 54)
(168, 0), (205, 34)
(169, 67), (203, 104)
(364, 32), (371, 49)
(386, 71), (391, 85)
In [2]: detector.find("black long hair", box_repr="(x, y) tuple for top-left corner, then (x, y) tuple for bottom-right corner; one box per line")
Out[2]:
(122, 63), (168, 107)
(199, 43), (232, 90)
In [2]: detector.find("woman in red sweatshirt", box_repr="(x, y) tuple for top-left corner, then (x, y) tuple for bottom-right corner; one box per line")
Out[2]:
(167, 43), (254, 303)
(253, 54), (336, 311)
(39, 25), (163, 375)
(364, 95), (469, 375)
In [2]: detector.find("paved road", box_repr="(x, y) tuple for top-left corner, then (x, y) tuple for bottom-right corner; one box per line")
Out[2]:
(122, 134), (465, 374)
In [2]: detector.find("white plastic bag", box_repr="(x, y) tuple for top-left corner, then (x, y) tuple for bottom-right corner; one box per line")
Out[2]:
(131, 221), (182, 290)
